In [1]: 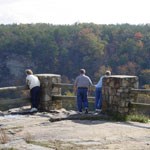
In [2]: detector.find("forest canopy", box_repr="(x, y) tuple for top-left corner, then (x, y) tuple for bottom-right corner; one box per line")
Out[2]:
(0, 23), (149, 87)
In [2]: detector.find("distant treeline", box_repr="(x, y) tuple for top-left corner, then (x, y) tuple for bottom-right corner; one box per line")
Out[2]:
(0, 23), (149, 87)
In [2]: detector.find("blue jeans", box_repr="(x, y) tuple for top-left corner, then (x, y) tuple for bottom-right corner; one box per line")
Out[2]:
(30, 86), (41, 109)
(77, 88), (88, 112)
(95, 87), (102, 110)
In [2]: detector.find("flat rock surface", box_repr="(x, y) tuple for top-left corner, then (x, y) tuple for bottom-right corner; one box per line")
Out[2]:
(0, 107), (150, 150)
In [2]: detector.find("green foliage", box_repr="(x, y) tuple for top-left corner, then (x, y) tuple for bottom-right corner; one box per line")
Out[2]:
(140, 69), (150, 86)
(126, 114), (150, 123)
(108, 113), (150, 123)
(0, 23), (149, 87)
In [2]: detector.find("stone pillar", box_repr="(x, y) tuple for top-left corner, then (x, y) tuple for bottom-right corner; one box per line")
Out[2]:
(36, 74), (61, 111)
(102, 75), (139, 115)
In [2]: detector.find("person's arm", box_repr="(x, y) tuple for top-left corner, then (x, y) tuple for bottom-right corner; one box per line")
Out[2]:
(95, 77), (101, 87)
(73, 77), (78, 95)
(88, 78), (93, 95)
(26, 76), (31, 89)
(73, 85), (77, 95)
(95, 76), (103, 88)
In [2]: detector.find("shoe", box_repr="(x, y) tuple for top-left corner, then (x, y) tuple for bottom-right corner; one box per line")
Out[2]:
(94, 109), (102, 115)
(95, 109), (102, 112)
(78, 111), (82, 114)
(29, 108), (38, 113)
(94, 112), (98, 115)
(85, 109), (88, 114)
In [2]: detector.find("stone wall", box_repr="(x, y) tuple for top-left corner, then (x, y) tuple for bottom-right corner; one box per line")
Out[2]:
(102, 75), (139, 115)
(36, 74), (61, 111)
(35, 74), (143, 115)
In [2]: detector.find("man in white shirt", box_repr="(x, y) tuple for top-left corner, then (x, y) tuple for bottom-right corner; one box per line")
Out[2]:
(25, 69), (41, 112)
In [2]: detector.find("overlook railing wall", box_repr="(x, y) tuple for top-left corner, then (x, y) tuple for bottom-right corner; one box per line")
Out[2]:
(129, 89), (150, 116)
(0, 85), (30, 111)
(0, 74), (150, 116)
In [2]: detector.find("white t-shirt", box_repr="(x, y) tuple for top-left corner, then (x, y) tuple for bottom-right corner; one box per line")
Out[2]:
(26, 75), (40, 89)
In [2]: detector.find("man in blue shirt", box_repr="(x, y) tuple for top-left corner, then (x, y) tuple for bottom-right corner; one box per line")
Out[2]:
(74, 69), (93, 114)
(95, 70), (111, 113)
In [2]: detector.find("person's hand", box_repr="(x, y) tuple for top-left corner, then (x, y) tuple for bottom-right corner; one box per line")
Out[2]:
(74, 89), (77, 95)
(88, 90), (91, 96)
(73, 86), (77, 95)
(25, 84), (29, 89)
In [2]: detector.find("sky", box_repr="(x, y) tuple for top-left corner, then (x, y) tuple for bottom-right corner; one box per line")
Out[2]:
(0, 0), (150, 25)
